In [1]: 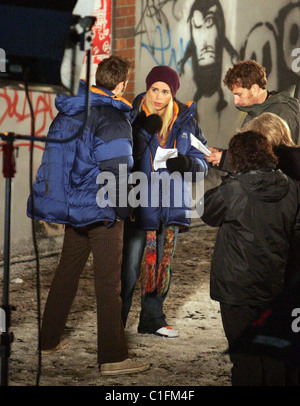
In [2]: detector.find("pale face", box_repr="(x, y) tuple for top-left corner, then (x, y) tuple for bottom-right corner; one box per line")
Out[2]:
(148, 81), (172, 115)
(231, 84), (258, 106)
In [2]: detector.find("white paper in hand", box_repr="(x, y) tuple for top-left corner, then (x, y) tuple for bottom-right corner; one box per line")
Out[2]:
(190, 133), (211, 156)
(153, 146), (178, 170)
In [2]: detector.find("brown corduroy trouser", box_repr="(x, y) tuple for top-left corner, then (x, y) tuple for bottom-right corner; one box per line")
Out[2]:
(40, 221), (128, 365)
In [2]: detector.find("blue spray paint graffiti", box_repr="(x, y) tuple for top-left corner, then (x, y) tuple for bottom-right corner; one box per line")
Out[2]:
(136, 0), (300, 109)
(141, 25), (187, 70)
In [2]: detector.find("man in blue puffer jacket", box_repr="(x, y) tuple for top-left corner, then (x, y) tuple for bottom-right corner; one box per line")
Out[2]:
(27, 56), (149, 376)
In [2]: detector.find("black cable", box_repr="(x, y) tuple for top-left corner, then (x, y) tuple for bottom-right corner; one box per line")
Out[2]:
(24, 68), (41, 386)
(16, 49), (91, 146)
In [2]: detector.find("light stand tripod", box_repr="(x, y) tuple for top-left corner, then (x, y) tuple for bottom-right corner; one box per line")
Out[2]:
(0, 134), (16, 386)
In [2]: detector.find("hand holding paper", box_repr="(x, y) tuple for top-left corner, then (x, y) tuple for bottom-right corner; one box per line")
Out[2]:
(153, 133), (211, 171)
(166, 152), (192, 174)
(153, 146), (178, 170)
(190, 134), (211, 156)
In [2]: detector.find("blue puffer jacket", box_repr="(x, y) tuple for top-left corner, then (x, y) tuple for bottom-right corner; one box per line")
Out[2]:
(132, 93), (209, 231)
(27, 80), (133, 227)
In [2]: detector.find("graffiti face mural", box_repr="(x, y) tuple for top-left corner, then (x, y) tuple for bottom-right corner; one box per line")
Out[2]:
(239, 22), (278, 91)
(239, 2), (300, 97)
(281, 4), (299, 70)
(136, 0), (299, 121)
(191, 5), (218, 66)
(276, 1), (300, 97)
(178, 0), (238, 115)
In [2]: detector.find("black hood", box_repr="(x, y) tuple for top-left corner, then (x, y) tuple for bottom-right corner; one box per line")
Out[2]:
(235, 167), (289, 202)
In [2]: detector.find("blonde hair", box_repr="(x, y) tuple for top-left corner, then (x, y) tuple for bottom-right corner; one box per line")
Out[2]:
(241, 112), (295, 148)
(141, 91), (174, 146)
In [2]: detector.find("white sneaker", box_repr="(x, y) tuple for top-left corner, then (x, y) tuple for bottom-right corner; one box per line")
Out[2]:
(155, 326), (179, 338)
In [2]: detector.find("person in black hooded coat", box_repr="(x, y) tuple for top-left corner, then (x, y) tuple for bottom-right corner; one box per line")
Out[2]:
(239, 112), (300, 285)
(200, 130), (300, 386)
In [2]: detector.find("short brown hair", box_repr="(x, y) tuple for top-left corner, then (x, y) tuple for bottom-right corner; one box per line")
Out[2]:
(95, 55), (134, 90)
(223, 60), (267, 91)
(229, 130), (278, 172)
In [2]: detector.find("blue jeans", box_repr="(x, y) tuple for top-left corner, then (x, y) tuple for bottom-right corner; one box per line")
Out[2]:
(121, 219), (179, 332)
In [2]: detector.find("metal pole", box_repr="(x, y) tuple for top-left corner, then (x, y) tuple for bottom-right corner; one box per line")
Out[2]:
(3, 177), (11, 315)
(1, 177), (12, 386)
(1, 137), (15, 386)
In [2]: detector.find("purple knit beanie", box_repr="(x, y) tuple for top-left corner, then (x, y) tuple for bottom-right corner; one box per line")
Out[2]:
(146, 65), (180, 98)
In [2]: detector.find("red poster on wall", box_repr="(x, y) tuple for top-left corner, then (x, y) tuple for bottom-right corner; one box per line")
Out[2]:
(92, 0), (112, 66)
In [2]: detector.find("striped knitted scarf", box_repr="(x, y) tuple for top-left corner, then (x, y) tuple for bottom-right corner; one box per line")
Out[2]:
(140, 225), (175, 295)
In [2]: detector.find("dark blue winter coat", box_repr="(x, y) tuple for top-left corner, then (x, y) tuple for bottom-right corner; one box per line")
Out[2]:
(27, 80), (133, 227)
(131, 93), (209, 231)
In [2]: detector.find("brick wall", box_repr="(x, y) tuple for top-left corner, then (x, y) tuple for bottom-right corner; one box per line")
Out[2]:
(112, 0), (136, 103)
